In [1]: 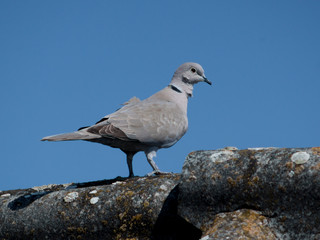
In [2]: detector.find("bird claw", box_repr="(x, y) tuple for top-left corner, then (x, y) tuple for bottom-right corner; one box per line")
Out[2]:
(146, 171), (173, 177)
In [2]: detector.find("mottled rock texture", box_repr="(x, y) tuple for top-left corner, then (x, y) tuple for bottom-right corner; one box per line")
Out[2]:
(0, 176), (180, 240)
(1, 147), (320, 240)
(179, 147), (320, 240)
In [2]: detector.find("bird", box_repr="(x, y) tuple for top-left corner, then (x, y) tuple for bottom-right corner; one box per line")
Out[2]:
(41, 62), (211, 177)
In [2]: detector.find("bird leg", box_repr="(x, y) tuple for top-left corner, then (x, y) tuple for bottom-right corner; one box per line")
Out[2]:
(145, 149), (171, 176)
(125, 151), (137, 178)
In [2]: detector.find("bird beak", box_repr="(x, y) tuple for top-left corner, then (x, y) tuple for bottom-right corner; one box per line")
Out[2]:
(203, 76), (212, 85)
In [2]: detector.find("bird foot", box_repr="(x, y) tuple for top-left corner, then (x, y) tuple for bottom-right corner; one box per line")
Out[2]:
(146, 171), (173, 177)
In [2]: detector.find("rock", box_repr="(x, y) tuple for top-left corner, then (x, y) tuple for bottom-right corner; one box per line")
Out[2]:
(178, 147), (320, 239)
(202, 209), (277, 239)
(1, 147), (320, 239)
(0, 176), (180, 240)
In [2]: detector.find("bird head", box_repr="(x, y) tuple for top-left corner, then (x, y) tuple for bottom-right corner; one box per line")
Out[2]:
(170, 62), (211, 97)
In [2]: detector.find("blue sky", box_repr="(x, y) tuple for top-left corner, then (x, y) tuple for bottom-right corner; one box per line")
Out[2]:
(1, 1), (319, 190)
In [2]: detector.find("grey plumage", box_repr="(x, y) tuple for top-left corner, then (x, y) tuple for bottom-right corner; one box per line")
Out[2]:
(42, 62), (211, 177)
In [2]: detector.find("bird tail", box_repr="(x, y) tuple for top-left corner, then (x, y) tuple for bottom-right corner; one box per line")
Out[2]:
(41, 131), (98, 142)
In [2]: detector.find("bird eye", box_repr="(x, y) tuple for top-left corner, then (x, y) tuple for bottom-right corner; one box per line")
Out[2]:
(191, 68), (196, 73)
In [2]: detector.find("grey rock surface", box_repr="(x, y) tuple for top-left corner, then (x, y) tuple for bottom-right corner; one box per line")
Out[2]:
(179, 147), (320, 240)
(0, 176), (180, 240)
(1, 147), (320, 239)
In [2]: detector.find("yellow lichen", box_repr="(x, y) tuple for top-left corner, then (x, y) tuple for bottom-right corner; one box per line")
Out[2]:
(227, 177), (236, 187)
(131, 214), (143, 222)
(294, 165), (305, 174)
(211, 173), (221, 181)
(143, 201), (150, 208)
(236, 175), (243, 182)
(101, 220), (108, 226)
(285, 161), (294, 169)
(203, 210), (276, 239)
(312, 147), (320, 156)
(67, 226), (86, 234)
(119, 212), (127, 220)
(116, 196), (123, 202)
(119, 224), (127, 232)
(247, 181), (255, 187)
(125, 191), (134, 197)
(252, 176), (259, 183)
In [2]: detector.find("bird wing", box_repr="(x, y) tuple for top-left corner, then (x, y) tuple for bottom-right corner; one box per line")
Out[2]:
(103, 99), (188, 147)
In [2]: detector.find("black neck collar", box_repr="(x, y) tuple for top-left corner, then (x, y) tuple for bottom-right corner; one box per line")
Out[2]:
(168, 84), (182, 93)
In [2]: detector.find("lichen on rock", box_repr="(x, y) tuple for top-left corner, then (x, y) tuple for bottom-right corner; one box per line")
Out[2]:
(1, 147), (320, 239)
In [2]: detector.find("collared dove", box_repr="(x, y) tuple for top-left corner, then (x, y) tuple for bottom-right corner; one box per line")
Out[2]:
(42, 62), (211, 177)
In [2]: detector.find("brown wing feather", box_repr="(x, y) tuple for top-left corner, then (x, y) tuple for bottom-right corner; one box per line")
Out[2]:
(87, 123), (133, 141)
